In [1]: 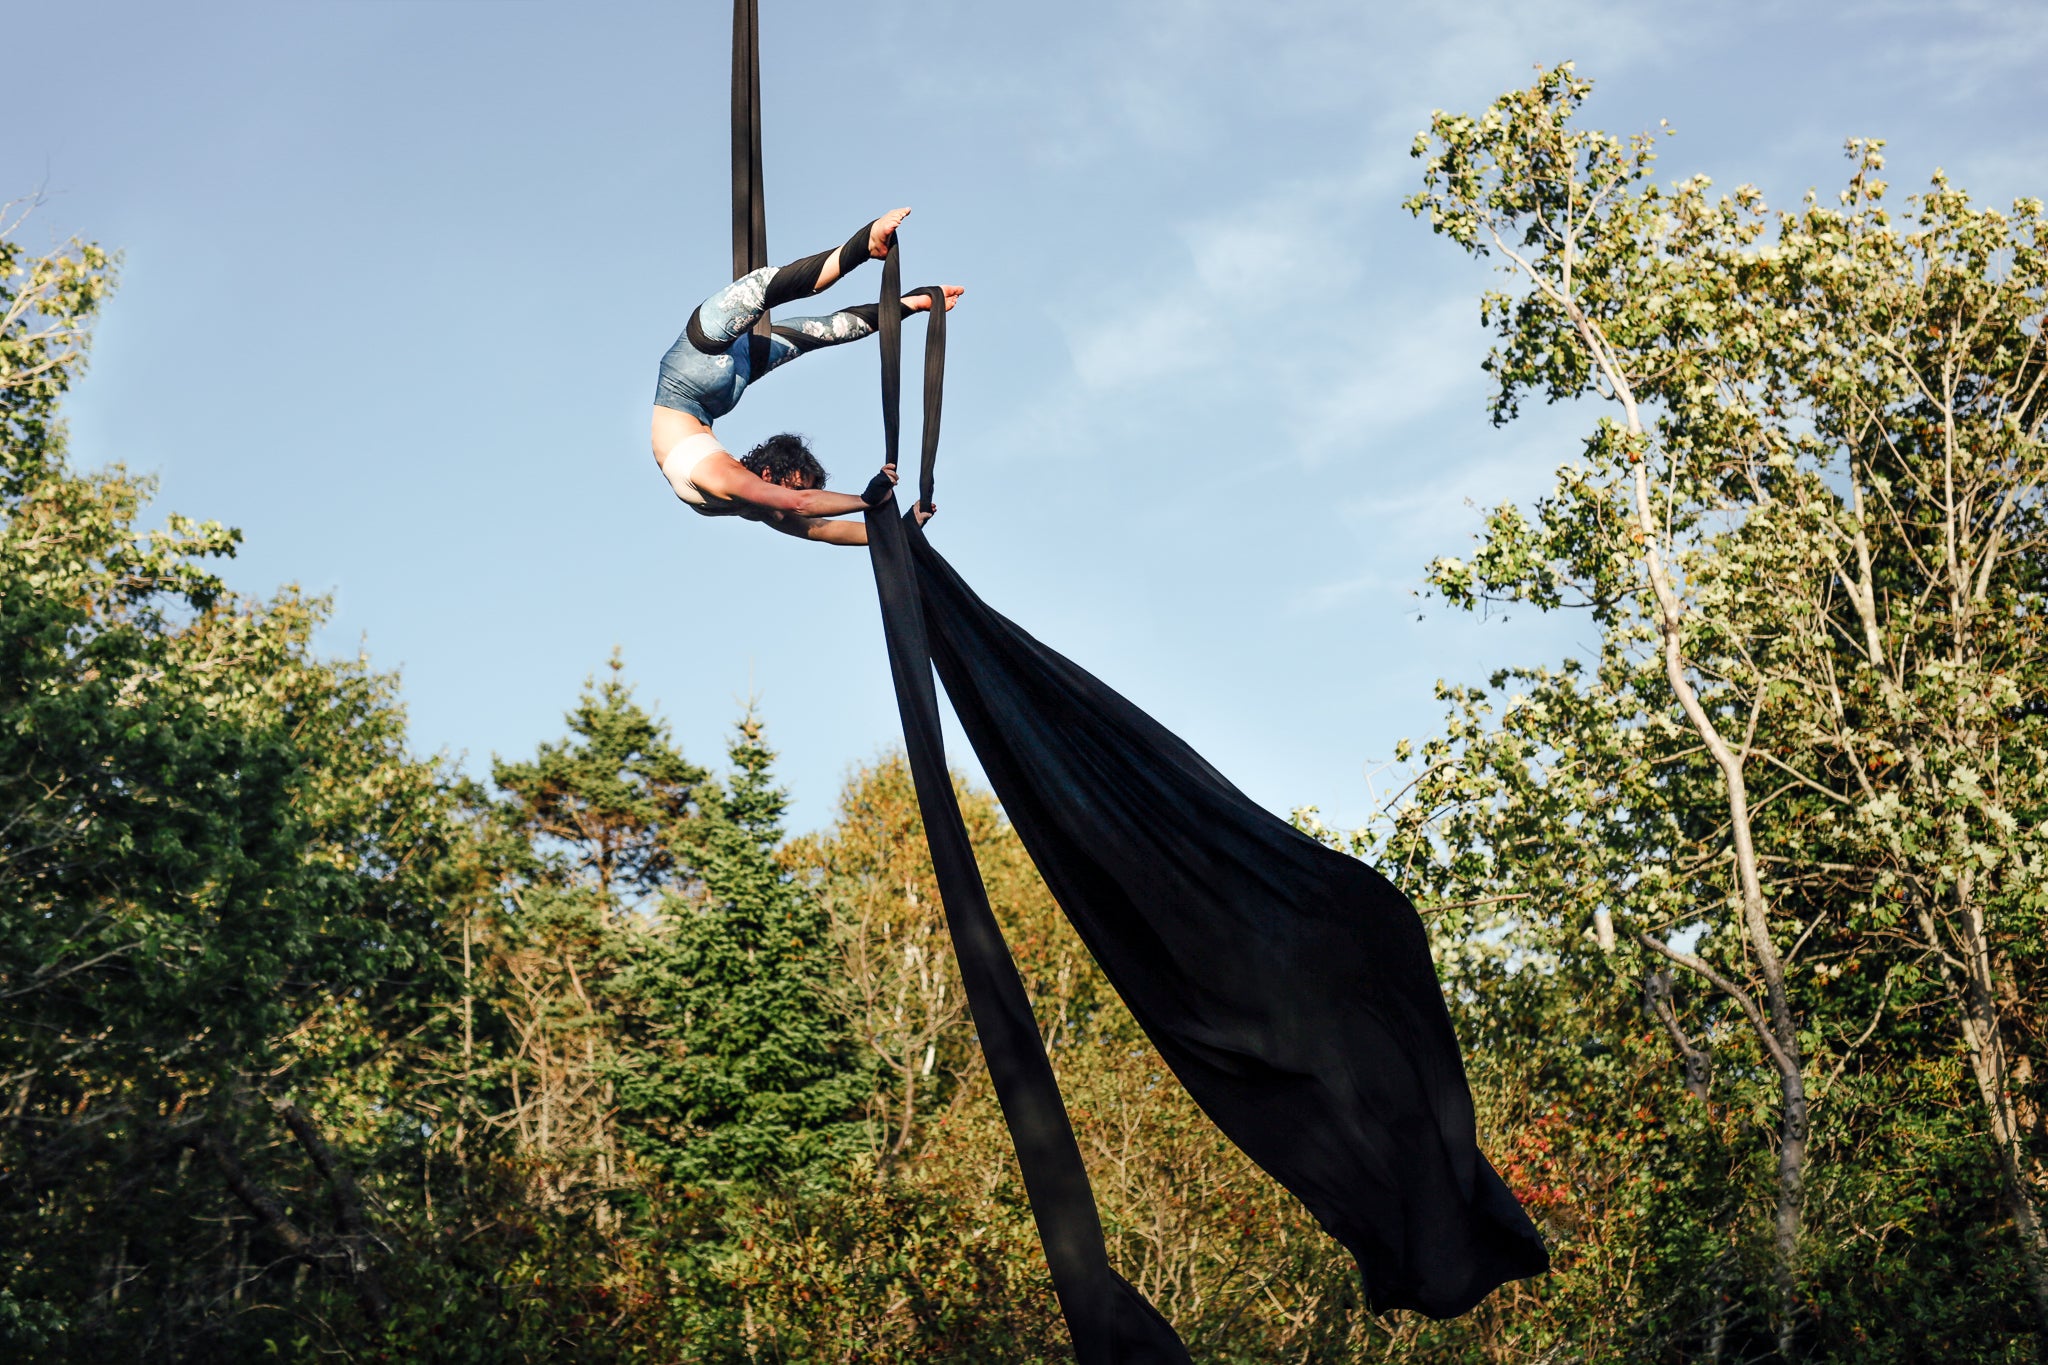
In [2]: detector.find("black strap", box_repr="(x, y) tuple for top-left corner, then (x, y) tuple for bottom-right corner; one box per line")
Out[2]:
(730, 0), (765, 279)
(762, 248), (833, 309)
(878, 241), (901, 473)
(730, 0), (770, 372)
(838, 219), (878, 278)
(909, 286), (943, 514)
(761, 218), (877, 310)
(874, 249), (945, 517)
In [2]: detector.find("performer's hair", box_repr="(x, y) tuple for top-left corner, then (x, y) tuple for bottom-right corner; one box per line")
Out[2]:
(741, 433), (827, 489)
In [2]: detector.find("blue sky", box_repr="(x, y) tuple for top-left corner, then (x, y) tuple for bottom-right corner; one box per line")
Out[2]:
(8, 0), (2043, 833)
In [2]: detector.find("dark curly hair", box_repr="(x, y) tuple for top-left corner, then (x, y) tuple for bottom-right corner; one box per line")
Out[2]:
(740, 432), (827, 489)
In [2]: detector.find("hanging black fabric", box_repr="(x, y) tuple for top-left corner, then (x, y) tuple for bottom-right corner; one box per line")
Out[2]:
(901, 524), (1552, 1316)
(864, 245), (1545, 1336)
(727, 5), (1547, 1350)
(864, 278), (1548, 1326)
(730, 0), (771, 374)
(864, 253), (1192, 1364)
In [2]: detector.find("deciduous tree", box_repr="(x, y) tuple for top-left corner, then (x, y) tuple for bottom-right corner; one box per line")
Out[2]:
(1401, 63), (2047, 1355)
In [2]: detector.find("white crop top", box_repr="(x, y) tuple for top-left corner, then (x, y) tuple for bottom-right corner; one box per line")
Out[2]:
(658, 432), (748, 518)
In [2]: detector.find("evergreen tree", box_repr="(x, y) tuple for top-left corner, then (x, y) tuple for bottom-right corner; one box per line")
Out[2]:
(612, 710), (868, 1190)
(490, 650), (709, 917)
(477, 657), (709, 1210)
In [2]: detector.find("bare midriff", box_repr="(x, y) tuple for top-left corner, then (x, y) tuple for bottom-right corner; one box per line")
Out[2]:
(650, 405), (714, 463)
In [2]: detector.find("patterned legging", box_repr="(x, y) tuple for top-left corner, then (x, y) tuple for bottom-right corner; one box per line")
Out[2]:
(653, 237), (881, 425)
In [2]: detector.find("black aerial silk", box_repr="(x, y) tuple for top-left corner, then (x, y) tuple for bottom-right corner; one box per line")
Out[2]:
(863, 332), (1188, 1360)
(858, 255), (1548, 1352)
(901, 524), (1553, 1318)
(727, 6), (1548, 1356)
(729, 0), (771, 373)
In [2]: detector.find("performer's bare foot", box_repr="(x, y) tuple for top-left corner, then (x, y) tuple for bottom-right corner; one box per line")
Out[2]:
(902, 285), (966, 313)
(869, 207), (912, 258)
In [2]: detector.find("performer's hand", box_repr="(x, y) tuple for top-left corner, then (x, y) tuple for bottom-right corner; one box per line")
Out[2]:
(913, 501), (938, 526)
(870, 208), (911, 258)
(862, 464), (899, 507)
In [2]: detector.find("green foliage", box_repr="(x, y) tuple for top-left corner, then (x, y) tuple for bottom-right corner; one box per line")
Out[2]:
(1390, 63), (2048, 1358)
(1, 203), (460, 1359)
(491, 653), (710, 911)
(11, 95), (2044, 1357)
(609, 708), (868, 1190)
(694, 759), (1387, 1363)
(1, 195), (115, 474)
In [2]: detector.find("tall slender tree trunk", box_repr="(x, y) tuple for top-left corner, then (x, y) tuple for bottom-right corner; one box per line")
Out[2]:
(1630, 439), (1811, 1357)
(1772, 1069), (1810, 1358)
(1508, 230), (1823, 1358)
(1933, 894), (2048, 1342)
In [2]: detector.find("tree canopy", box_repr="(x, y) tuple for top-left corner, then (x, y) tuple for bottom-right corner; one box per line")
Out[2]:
(3, 65), (2045, 1361)
(1384, 62), (2048, 1359)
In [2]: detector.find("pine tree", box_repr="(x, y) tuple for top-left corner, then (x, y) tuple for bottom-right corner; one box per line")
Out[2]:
(612, 709), (868, 1190)
(481, 656), (709, 1208)
(491, 651), (708, 917)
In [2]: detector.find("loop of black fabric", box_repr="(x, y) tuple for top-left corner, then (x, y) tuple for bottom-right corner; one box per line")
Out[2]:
(877, 241), (902, 471)
(877, 272), (947, 513)
(906, 288), (944, 513)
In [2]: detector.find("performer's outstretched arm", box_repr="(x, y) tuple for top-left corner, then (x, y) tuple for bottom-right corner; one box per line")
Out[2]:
(680, 451), (874, 519)
(767, 496), (938, 547)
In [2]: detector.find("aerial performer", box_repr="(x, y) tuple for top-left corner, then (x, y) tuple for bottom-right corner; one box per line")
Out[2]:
(650, 206), (962, 544)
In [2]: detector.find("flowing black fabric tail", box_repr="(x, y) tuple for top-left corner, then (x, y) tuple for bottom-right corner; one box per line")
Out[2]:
(902, 523), (1551, 1318)
(866, 225), (1542, 1334)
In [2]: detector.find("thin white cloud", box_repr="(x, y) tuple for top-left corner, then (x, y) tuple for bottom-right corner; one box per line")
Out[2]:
(1280, 297), (1485, 462)
(1068, 291), (1218, 391)
(1850, 0), (2048, 97)
(1333, 416), (1592, 545)
(972, 0), (1700, 484)
(939, 0), (1683, 170)
(1289, 571), (1392, 616)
